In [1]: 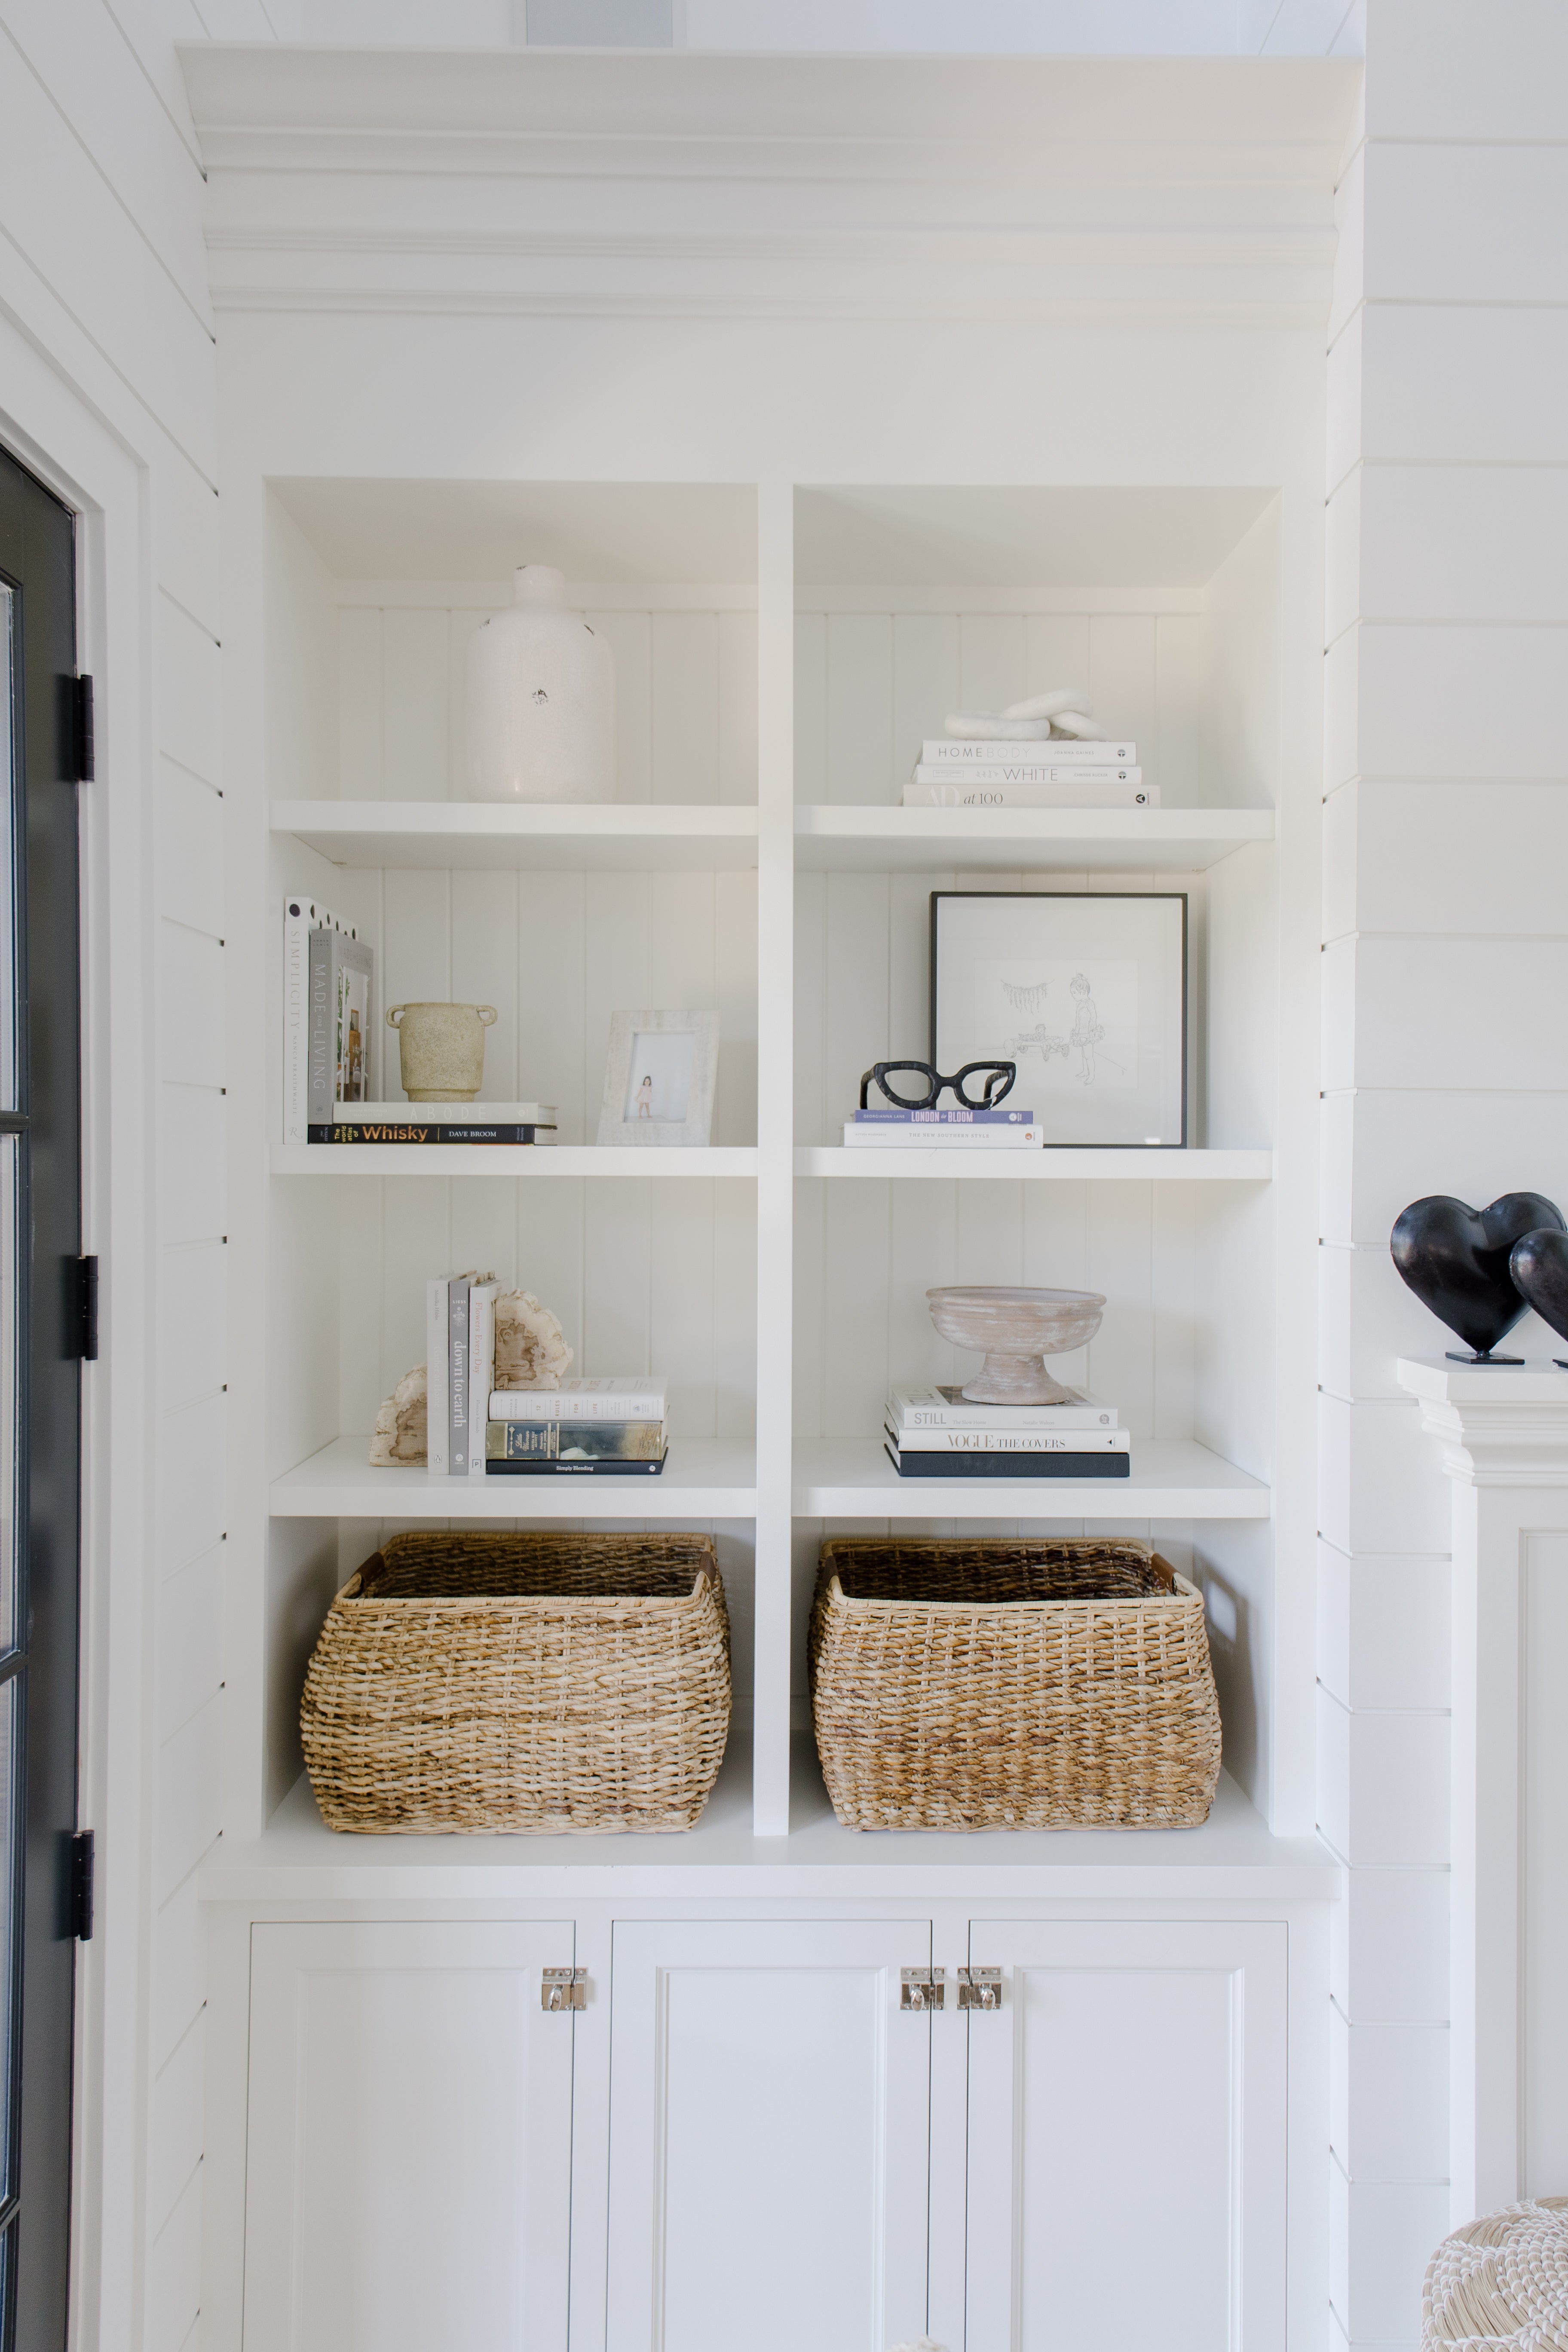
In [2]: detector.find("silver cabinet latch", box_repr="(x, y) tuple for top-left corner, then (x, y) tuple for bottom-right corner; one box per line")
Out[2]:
(957, 1967), (1003, 2011)
(541, 1967), (587, 2012)
(900, 1967), (946, 2012)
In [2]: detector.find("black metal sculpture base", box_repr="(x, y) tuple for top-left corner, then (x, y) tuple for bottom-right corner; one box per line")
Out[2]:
(1445, 1349), (1524, 1365)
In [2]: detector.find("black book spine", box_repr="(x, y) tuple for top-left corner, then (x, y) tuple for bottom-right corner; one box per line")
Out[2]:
(484, 1455), (668, 1476)
(884, 1444), (1130, 1479)
(307, 1124), (545, 1144)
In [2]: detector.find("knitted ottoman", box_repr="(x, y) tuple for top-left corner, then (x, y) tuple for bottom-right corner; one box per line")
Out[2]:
(1423, 2199), (1568, 2349)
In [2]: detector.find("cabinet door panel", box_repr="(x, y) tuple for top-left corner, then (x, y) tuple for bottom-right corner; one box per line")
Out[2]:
(963, 1922), (1287, 2352)
(244, 1921), (575, 2352)
(607, 1920), (932, 2352)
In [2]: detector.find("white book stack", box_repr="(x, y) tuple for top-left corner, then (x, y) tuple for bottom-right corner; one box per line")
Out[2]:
(904, 739), (1152, 810)
(883, 1384), (1130, 1479)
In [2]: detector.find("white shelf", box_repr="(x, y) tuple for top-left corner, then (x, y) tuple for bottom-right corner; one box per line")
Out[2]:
(794, 804), (1274, 873)
(199, 1743), (1336, 1904)
(270, 1436), (758, 1519)
(271, 1145), (758, 1178)
(273, 799), (760, 872)
(793, 1437), (1270, 1519)
(797, 1146), (1272, 1180)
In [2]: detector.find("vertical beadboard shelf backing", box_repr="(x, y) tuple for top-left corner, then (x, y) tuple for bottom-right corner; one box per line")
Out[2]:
(259, 476), (1288, 1842)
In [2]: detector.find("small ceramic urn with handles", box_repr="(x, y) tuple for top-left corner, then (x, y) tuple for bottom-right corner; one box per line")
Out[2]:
(386, 1003), (497, 1102)
(467, 564), (616, 802)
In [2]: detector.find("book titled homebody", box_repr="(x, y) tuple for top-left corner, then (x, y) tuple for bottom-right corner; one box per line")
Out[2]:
(921, 738), (1135, 765)
(883, 1440), (1130, 1478)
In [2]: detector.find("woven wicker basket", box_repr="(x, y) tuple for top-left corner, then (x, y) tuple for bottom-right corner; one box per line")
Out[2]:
(810, 1536), (1221, 1831)
(301, 1530), (731, 1834)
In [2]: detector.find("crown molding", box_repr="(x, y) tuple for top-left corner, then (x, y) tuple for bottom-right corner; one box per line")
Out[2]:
(184, 46), (1357, 327)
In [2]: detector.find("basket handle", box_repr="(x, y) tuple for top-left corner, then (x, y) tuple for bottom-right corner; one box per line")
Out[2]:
(1148, 1553), (1177, 1591)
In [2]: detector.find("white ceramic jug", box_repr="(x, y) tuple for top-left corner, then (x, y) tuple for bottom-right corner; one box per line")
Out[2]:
(466, 564), (616, 802)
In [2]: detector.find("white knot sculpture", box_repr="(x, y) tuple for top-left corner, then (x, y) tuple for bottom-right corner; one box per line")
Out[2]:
(944, 684), (1100, 741)
(1422, 2197), (1568, 2349)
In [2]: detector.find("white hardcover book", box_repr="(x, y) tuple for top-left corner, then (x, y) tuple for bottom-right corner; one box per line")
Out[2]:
(842, 1122), (1043, 1148)
(283, 898), (345, 1144)
(885, 1422), (1130, 1454)
(448, 1273), (472, 1476)
(888, 1383), (1118, 1430)
(336, 1100), (557, 1124)
(904, 783), (1155, 809)
(921, 738), (1134, 766)
(426, 1277), (450, 1475)
(466, 1281), (500, 1475)
(488, 1377), (669, 1422)
(911, 765), (1141, 785)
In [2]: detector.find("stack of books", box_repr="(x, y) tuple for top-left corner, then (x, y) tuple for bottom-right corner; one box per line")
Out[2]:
(883, 1383), (1130, 1479)
(844, 1107), (1042, 1150)
(316, 1102), (557, 1145)
(903, 738), (1153, 811)
(486, 1377), (668, 1477)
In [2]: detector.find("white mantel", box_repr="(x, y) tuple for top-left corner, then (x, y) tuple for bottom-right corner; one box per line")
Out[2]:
(1398, 1356), (1568, 1486)
(1397, 1357), (1568, 2227)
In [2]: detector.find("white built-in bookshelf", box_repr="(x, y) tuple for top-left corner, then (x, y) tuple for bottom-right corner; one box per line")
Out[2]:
(257, 476), (1295, 1841)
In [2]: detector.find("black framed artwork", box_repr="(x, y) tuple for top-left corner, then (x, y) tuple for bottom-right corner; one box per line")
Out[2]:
(929, 891), (1188, 1148)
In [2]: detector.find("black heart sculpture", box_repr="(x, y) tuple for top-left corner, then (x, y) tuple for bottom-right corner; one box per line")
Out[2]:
(1390, 1192), (1566, 1360)
(1509, 1227), (1568, 1361)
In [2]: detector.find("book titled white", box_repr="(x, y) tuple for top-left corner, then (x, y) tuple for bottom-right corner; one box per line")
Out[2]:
(905, 784), (1155, 810)
(842, 1122), (1043, 1148)
(488, 1377), (669, 1422)
(466, 1280), (501, 1476)
(336, 1100), (557, 1125)
(426, 1277), (450, 1475)
(922, 738), (1134, 766)
(888, 1383), (1118, 1431)
(883, 1423), (1130, 1454)
(910, 766), (1143, 786)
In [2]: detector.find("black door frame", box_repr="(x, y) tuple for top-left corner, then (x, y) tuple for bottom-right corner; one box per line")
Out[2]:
(0, 439), (85, 2352)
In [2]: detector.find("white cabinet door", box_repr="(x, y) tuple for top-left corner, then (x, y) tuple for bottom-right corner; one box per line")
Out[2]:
(244, 1920), (576, 2352)
(962, 1921), (1288, 2352)
(606, 1919), (933, 2352)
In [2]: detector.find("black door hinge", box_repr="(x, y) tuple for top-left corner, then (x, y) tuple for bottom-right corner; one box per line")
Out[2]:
(69, 1832), (94, 1942)
(72, 675), (94, 782)
(74, 1256), (98, 1361)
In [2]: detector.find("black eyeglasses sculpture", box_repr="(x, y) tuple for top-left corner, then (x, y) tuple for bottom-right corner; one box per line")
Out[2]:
(1390, 1191), (1567, 1363)
(860, 1059), (1017, 1113)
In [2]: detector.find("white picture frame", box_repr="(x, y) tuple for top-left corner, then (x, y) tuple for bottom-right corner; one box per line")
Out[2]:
(596, 1008), (720, 1147)
(931, 891), (1187, 1148)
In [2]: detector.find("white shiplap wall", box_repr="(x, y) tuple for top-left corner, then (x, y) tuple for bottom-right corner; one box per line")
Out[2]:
(0, 0), (279, 2343)
(1320, 4), (1568, 2342)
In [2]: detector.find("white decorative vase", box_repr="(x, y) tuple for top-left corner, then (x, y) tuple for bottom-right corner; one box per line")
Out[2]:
(466, 564), (616, 803)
